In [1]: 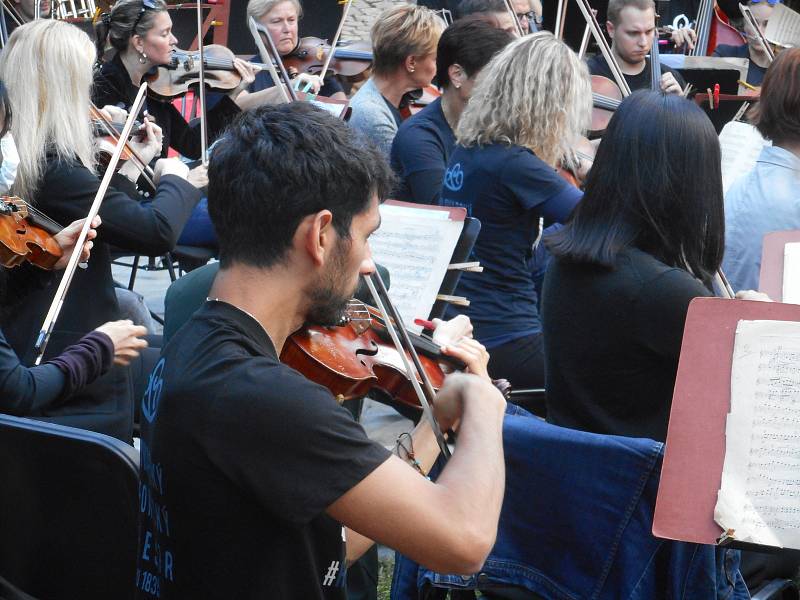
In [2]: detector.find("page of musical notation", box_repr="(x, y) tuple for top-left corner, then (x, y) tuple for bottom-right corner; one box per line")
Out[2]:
(719, 122), (771, 194)
(368, 203), (465, 333)
(784, 243), (800, 305)
(765, 4), (800, 48)
(715, 319), (800, 549)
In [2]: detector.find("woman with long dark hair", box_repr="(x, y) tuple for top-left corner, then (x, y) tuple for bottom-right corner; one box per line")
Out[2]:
(542, 91), (725, 442)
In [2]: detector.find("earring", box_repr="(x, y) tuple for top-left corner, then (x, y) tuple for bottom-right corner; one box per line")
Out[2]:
(138, 51), (148, 64)
(409, 67), (416, 73)
(454, 83), (461, 89)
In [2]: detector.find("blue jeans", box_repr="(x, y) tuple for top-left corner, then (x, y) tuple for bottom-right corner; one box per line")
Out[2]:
(392, 405), (749, 600)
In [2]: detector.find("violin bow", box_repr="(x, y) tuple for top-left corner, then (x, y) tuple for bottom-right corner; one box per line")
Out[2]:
(502, 0), (526, 37)
(555, 0), (568, 39)
(247, 16), (292, 103)
(574, 0), (632, 96)
(318, 0), (355, 84)
(363, 272), (452, 461)
(33, 84), (149, 364)
(578, 23), (591, 58)
(739, 3), (775, 63)
(715, 269), (736, 299)
(196, 2), (209, 166)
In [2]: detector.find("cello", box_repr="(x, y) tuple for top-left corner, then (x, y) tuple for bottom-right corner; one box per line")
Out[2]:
(690, 0), (746, 56)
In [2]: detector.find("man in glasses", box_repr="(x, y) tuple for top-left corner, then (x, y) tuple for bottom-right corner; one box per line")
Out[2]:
(713, 0), (780, 86)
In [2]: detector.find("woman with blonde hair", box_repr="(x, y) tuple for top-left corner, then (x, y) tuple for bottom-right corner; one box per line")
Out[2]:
(348, 4), (445, 155)
(440, 31), (591, 404)
(246, 0), (344, 99)
(0, 19), (202, 442)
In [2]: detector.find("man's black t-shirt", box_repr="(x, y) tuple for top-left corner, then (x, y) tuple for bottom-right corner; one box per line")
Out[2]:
(136, 301), (391, 599)
(586, 54), (686, 92)
(541, 247), (713, 442)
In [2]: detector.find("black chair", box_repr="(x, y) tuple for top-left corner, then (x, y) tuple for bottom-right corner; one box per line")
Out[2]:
(0, 415), (140, 600)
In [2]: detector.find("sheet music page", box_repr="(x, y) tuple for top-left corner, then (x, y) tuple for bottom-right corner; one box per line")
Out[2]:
(784, 243), (800, 304)
(369, 203), (465, 333)
(715, 320), (800, 548)
(719, 122), (771, 194)
(765, 4), (800, 48)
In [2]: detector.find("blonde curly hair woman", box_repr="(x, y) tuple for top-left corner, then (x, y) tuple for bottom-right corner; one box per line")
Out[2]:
(440, 31), (591, 410)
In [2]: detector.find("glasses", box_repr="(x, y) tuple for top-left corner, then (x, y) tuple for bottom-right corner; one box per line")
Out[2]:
(749, 0), (782, 5)
(132, 0), (158, 32)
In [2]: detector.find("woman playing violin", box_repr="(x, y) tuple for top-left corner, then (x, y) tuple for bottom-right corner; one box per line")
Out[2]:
(440, 32), (590, 400)
(0, 20), (203, 442)
(349, 5), (445, 156)
(712, 0), (777, 86)
(390, 17), (512, 205)
(246, 0), (345, 100)
(93, 0), (273, 162)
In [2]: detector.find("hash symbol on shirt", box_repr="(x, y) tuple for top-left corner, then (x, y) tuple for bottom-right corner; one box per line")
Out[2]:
(322, 561), (340, 586)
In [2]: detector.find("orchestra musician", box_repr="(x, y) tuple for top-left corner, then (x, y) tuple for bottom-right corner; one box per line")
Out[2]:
(0, 19), (204, 442)
(722, 48), (800, 292)
(513, 0), (543, 33)
(541, 91), (768, 442)
(440, 32), (590, 400)
(712, 0), (779, 86)
(93, 0), (278, 163)
(586, 0), (690, 94)
(246, 0), (344, 100)
(348, 4), (444, 156)
(3, 0), (50, 34)
(390, 16), (512, 205)
(135, 102), (506, 599)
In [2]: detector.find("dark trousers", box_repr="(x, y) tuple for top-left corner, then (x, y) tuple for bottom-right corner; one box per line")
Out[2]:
(487, 333), (546, 416)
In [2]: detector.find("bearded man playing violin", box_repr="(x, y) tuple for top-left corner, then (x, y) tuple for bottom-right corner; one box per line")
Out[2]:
(135, 103), (507, 600)
(587, 0), (689, 95)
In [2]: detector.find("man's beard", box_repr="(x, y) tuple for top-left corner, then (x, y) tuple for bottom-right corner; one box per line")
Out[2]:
(305, 240), (357, 327)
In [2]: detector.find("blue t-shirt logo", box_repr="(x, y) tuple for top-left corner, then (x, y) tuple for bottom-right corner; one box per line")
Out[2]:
(141, 358), (166, 424)
(444, 163), (464, 191)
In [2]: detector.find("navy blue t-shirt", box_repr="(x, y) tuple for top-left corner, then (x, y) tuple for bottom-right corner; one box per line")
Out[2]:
(440, 143), (582, 346)
(713, 44), (766, 86)
(390, 98), (456, 205)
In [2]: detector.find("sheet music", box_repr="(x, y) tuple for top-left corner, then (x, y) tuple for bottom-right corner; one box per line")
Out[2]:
(765, 4), (800, 48)
(369, 203), (465, 333)
(719, 122), (771, 194)
(784, 243), (800, 304)
(715, 320), (800, 548)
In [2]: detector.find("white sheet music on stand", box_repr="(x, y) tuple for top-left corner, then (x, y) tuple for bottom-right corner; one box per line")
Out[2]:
(765, 3), (800, 48)
(719, 122), (771, 194)
(369, 201), (466, 333)
(715, 320), (800, 549)
(783, 243), (800, 305)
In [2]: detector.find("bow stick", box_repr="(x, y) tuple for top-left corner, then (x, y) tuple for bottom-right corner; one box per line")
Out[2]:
(502, 0), (526, 37)
(574, 0), (632, 95)
(364, 272), (452, 460)
(34, 83), (149, 364)
(715, 269), (736, 299)
(739, 3), (775, 63)
(247, 16), (292, 103)
(555, 0), (568, 39)
(318, 0), (355, 84)
(196, 2), (209, 166)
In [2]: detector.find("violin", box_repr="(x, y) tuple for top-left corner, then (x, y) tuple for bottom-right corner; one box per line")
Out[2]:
(283, 37), (372, 81)
(281, 301), (465, 410)
(147, 45), (265, 100)
(90, 104), (156, 192)
(0, 196), (63, 270)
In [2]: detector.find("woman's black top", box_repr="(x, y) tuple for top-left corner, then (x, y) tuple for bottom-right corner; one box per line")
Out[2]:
(541, 247), (713, 442)
(1, 160), (201, 441)
(93, 53), (241, 160)
(0, 265), (114, 416)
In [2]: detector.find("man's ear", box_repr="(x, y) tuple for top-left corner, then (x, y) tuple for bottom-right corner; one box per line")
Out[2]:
(302, 210), (335, 267)
(606, 20), (616, 40)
